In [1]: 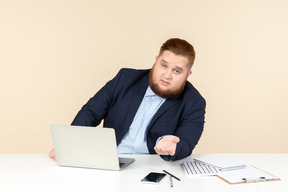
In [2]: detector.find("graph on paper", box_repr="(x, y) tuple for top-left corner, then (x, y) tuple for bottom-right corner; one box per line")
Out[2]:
(182, 161), (220, 176)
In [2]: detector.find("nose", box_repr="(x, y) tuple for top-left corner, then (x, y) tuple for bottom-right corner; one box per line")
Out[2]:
(164, 69), (172, 79)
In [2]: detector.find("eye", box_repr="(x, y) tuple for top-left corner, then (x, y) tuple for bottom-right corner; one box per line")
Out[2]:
(174, 69), (182, 74)
(161, 63), (167, 68)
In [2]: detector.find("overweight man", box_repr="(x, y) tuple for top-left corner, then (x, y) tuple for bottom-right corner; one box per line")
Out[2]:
(49, 38), (206, 161)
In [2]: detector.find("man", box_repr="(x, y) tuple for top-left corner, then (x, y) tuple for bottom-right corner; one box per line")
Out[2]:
(49, 38), (206, 161)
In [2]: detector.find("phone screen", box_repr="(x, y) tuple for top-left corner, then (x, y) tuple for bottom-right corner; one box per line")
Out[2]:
(141, 172), (166, 183)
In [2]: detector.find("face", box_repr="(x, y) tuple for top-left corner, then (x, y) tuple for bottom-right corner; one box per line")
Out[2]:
(149, 50), (192, 98)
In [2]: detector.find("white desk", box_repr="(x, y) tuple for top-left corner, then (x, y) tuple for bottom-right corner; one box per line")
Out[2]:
(0, 153), (287, 192)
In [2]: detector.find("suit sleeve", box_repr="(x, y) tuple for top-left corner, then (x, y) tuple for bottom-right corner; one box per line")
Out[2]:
(71, 70), (123, 126)
(161, 98), (206, 161)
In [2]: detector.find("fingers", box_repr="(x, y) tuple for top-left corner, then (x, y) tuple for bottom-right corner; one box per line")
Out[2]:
(173, 136), (180, 143)
(154, 146), (175, 156)
(154, 135), (180, 156)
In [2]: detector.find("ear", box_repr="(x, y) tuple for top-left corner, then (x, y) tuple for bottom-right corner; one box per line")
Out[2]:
(188, 70), (192, 77)
(155, 55), (158, 60)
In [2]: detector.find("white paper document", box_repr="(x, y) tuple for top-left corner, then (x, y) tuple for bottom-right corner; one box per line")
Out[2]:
(218, 165), (280, 184)
(182, 155), (280, 184)
(193, 156), (246, 171)
(182, 161), (220, 176)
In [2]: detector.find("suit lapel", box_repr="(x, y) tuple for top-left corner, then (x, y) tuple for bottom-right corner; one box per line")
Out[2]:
(147, 96), (179, 130)
(123, 76), (149, 130)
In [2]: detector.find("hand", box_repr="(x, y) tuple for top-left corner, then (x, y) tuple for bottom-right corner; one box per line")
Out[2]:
(48, 148), (56, 161)
(154, 135), (180, 156)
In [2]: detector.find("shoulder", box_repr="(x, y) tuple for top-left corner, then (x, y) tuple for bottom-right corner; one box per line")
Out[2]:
(117, 68), (150, 76)
(184, 82), (204, 99)
(178, 81), (206, 107)
(115, 68), (150, 82)
(107, 68), (150, 91)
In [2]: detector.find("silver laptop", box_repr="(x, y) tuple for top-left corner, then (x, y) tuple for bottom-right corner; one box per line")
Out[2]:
(50, 124), (135, 171)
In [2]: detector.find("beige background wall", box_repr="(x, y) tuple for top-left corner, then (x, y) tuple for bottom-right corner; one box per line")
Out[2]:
(1, 0), (287, 153)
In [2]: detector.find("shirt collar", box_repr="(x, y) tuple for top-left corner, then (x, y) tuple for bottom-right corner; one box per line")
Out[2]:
(145, 86), (156, 97)
(145, 86), (166, 101)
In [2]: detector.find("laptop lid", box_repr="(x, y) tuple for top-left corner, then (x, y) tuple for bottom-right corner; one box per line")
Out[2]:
(50, 125), (134, 171)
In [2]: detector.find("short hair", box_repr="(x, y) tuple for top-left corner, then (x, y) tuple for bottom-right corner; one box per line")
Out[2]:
(159, 38), (196, 68)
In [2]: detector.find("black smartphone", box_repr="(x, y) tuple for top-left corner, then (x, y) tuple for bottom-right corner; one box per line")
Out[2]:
(141, 172), (166, 184)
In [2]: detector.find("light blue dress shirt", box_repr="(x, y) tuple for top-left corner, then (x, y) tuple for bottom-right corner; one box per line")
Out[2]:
(117, 86), (166, 154)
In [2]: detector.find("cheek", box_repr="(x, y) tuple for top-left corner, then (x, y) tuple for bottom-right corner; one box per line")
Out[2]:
(172, 77), (186, 87)
(153, 70), (162, 80)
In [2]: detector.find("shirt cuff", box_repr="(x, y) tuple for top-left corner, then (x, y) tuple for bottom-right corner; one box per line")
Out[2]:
(156, 136), (165, 144)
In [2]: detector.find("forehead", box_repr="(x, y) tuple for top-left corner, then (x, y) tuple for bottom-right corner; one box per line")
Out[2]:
(158, 50), (189, 69)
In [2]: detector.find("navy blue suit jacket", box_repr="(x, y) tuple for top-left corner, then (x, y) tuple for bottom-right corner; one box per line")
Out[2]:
(71, 68), (206, 161)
